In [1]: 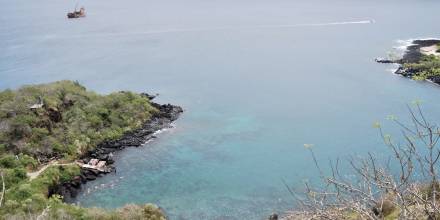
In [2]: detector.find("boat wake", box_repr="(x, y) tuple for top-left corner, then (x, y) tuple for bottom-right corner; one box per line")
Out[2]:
(61, 19), (375, 39)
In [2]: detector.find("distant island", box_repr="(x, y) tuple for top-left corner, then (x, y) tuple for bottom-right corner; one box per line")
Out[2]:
(376, 39), (440, 84)
(0, 81), (182, 219)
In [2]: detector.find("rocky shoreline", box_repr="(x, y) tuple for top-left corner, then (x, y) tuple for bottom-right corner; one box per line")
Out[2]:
(49, 95), (183, 202)
(376, 39), (440, 84)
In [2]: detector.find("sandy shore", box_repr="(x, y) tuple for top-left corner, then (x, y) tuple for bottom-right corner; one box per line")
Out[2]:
(420, 44), (440, 56)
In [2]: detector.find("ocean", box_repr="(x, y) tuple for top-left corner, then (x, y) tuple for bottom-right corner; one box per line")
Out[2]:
(1, 0), (440, 219)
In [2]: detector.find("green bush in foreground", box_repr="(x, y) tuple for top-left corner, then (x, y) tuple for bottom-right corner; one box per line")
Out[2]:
(3, 195), (166, 220)
(0, 81), (165, 219)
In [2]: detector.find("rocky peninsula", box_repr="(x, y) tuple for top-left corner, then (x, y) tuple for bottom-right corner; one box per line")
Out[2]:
(0, 81), (182, 219)
(376, 39), (440, 84)
(51, 102), (183, 202)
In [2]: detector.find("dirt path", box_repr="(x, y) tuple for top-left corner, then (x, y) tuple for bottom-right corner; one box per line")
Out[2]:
(27, 160), (77, 180)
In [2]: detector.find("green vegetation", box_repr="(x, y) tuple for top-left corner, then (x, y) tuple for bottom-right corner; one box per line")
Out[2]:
(0, 80), (157, 161)
(2, 165), (80, 218)
(403, 54), (440, 80)
(0, 81), (165, 219)
(4, 194), (166, 220)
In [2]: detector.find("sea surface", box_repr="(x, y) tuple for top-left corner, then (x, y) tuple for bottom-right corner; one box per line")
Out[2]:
(1, 0), (440, 219)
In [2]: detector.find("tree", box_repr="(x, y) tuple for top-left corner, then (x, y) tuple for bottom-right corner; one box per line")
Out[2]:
(289, 104), (440, 219)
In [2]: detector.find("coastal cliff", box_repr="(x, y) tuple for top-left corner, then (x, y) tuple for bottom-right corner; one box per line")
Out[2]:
(0, 81), (182, 219)
(52, 103), (183, 202)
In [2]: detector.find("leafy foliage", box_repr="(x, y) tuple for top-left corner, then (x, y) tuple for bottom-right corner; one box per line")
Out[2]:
(1, 165), (81, 217)
(0, 80), (157, 160)
(403, 54), (440, 80)
(3, 196), (167, 220)
(289, 105), (440, 220)
(0, 81), (163, 219)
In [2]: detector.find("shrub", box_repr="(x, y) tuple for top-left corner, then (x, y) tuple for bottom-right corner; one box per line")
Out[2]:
(0, 144), (5, 154)
(0, 81), (160, 218)
(403, 54), (440, 80)
(0, 154), (19, 168)
(291, 105), (440, 219)
(4, 167), (28, 188)
(13, 184), (33, 200)
(116, 204), (167, 220)
(18, 153), (38, 170)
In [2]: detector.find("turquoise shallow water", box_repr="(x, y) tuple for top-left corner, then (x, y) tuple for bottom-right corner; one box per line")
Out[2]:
(1, 0), (440, 219)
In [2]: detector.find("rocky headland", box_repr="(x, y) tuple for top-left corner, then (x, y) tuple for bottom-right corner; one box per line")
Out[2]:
(376, 39), (440, 84)
(0, 81), (182, 219)
(50, 99), (183, 202)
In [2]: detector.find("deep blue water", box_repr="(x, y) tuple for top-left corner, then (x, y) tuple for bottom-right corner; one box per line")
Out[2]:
(1, 0), (440, 219)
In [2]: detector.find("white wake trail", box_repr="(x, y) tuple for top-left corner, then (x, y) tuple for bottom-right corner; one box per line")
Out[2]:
(61, 20), (375, 39)
(251, 20), (374, 28)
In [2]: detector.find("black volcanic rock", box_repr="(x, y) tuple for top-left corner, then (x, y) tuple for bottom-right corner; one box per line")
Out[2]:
(401, 39), (440, 63)
(54, 100), (183, 202)
(378, 39), (440, 86)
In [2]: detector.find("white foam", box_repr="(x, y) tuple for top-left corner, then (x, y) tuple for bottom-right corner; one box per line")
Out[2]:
(394, 37), (440, 51)
(394, 39), (415, 52)
(153, 125), (173, 135)
(386, 64), (400, 73)
(142, 124), (176, 145)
